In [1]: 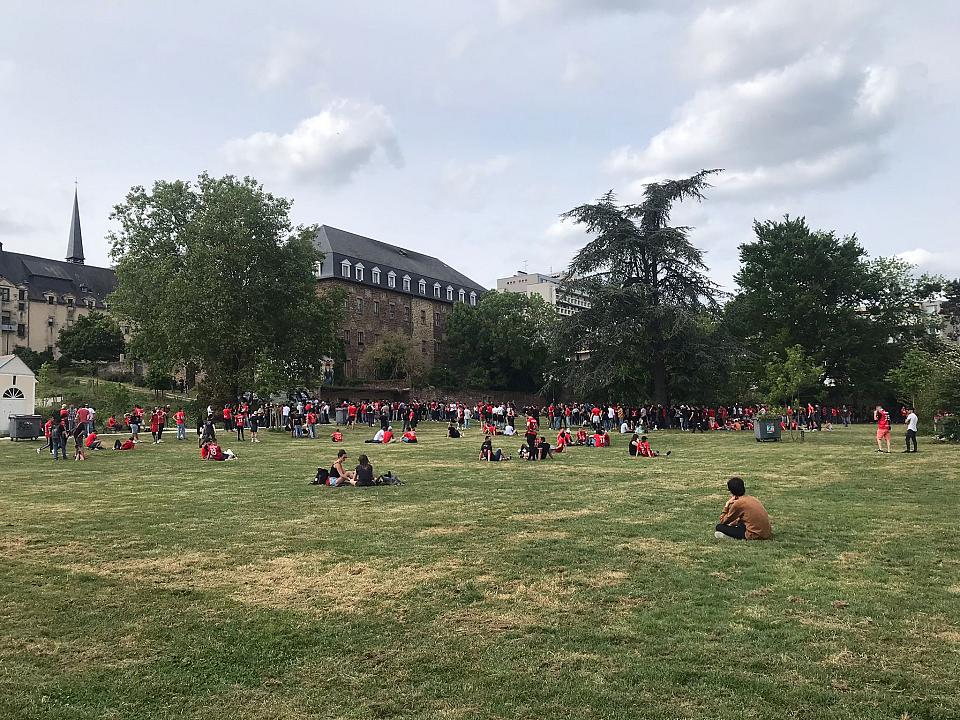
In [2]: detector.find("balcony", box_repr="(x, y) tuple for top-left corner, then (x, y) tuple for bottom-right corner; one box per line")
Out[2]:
(0, 323), (15, 332)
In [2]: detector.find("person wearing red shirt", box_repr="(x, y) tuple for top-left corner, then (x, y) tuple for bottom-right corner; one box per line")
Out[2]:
(174, 408), (186, 440)
(347, 403), (357, 427)
(149, 409), (161, 444)
(381, 427), (394, 444)
(235, 411), (246, 441)
(401, 429), (418, 443)
(222, 405), (233, 433)
(331, 430), (343, 442)
(114, 437), (135, 451)
(107, 415), (117, 432)
(874, 404), (891, 453)
(576, 428), (588, 445)
(85, 432), (103, 450)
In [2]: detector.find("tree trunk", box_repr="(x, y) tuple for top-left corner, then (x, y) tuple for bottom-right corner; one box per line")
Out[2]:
(652, 340), (669, 406)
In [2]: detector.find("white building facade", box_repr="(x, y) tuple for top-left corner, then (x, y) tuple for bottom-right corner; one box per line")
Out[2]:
(496, 271), (590, 317)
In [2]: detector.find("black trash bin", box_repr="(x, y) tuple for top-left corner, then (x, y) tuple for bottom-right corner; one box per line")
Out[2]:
(754, 418), (782, 442)
(8, 414), (43, 441)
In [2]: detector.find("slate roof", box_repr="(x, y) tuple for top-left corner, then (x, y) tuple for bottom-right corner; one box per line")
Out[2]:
(315, 225), (486, 295)
(0, 354), (35, 376)
(0, 249), (116, 308)
(66, 189), (84, 264)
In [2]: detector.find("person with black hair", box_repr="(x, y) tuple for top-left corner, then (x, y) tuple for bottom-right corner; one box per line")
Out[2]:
(715, 476), (772, 540)
(354, 454), (376, 486)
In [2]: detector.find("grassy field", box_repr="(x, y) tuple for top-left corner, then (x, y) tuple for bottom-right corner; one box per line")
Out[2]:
(2, 421), (959, 720)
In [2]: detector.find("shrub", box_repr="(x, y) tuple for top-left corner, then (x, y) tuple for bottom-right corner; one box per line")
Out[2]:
(940, 416), (960, 442)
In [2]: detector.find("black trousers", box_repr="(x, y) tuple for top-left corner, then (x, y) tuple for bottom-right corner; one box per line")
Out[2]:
(716, 523), (746, 540)
(905, 429), (917, 452)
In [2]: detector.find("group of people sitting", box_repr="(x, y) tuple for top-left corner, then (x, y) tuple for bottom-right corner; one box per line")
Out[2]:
(362, 426), (419, 444)
(311, 449), (377, 487)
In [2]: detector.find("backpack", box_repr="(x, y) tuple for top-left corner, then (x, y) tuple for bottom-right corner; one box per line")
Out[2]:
(311, 468), (329, 485)
(376, 471), (403, 486)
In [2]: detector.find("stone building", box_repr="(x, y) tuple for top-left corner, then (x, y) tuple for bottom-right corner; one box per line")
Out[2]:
(313, 226), (487, 378)
(0, 190), (117, 357)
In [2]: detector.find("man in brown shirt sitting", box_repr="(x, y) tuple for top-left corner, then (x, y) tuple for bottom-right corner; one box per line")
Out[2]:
(715, 476), (772, 540)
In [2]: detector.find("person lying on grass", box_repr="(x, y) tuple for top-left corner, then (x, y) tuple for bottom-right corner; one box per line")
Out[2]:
(113, 436), (136, 451)
(715, 476), (771, 540)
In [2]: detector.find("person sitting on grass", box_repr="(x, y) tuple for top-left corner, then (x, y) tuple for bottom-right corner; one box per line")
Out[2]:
(331, 429), (343, 442)
(448, 422), (461, 438)
(715, 476), (772, 541)
(353, 454), (376, 486)
(479, 436), (509, 461)
(84, 431), (103, 451)
(324, 449), (354, 486)
(636, 435), (670, 458)
(535, 436), (554, 460)
(201, 439), (237, 461)
(575, 428), (588, 445)
(401, 428), (418, 443)
(502, 424), (515, 437)
(555, 429), (571, 453)
(114, 436), (136, 451)
(365, 427), (386, 443)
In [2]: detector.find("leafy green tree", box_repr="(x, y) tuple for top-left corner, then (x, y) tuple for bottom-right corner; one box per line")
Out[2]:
(13, 346), (53, 373)
(557, 170), (720, 404)
(360, 332), (426, 383)
(108, 173), (342, 403)
(763, 344), (822, 406)
(727, 216), (942, 402)
(57, 311), (124, 362)
(886, 346), (960, 421)
(445, 291), (557, 391)
(940, 279), (960, 342)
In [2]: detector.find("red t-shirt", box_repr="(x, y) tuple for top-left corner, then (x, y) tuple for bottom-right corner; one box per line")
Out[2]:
(877, 409), (890, 430)
(120, 439), (135, 450)
(382, 430), (394, 443)
(85, 433), (98, 448)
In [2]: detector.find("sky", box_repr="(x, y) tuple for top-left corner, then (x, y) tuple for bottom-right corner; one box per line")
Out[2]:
(1, 0), (958, 290)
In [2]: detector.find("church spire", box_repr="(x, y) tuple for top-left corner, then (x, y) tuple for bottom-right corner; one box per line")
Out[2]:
(66, 184), (84, 264)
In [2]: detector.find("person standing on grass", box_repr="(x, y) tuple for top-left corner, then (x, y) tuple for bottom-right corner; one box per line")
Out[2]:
(715, 477), (772, 540)
(235, 409), (246, 442)
(249, 409), (261, 443)
(156, 406), (167, 443)
(904, 407), (919, 453)
(874, 404), (891, 453)
(175, 407), (186, 440)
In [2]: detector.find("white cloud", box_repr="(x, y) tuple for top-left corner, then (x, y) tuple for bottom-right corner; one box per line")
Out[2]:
(544, 216), (589, 241)
(607, 41), (905, 198)
(223, 100), (403, 186)
(897, 248), (960, 276)
(561, 53), (597, 85)
(439, 155), (514, 209)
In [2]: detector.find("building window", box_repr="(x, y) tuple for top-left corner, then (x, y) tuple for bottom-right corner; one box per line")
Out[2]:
(418, 279), (426, 294)
(373, 301), (380, 316)
(355, 297), (363, 315)
(17, 324), (26, 338)
(47, 295), (55, 305)
(18, 288), (26, 301)
(445, 286), (453, 301)
(357, 330), (365, 346)
(405, 305), (411, 321)
(458, 289), (465, 303)
(433, 283), (441, 298)
(402, 275), (411, 292)
(86, 298), (95, 308)
(387, 271), (396, 288)
(355, 263), (364, 282)
(2, 387), (25, 399)
(421, 340), (427, 354)
(341, 259), (351, 277)
(470, 291), (477, 306)
(434, 340), (441, 355)
(389, 303), (395, 319)
(66, 297), (74, 308)
(0, 288), (9, 302)
(434, 312), (441, 327)
(420, 309), (426, 324)
(314, 261), (323, 278)
(372, 267), (381, 284)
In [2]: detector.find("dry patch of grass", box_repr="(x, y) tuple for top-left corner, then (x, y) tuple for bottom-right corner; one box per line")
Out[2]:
(415, 525), (473, 538)
(506, 529), (571, 542)
(510, 508), (597, 522)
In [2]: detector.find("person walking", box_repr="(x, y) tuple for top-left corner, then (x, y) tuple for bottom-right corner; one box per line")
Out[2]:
(903, 407), (919, 453)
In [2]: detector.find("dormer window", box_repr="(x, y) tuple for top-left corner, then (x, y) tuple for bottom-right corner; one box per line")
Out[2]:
(433, 283), (441, 298)
(340, 259), (352, 277)
(66, 297), (74, 308)
(314, 260), (323, 278)
(402, 275), (411, 292)
(446, 286), (454, 301)
(469, 291), (477, 306)
(418, 279), (426, 295)
(387, 271), (396, 288)
(47, 295), (56, 305)
(355, 263), (364, 282)
(458, 289), (466, 303)
(371, 267), (381, 284)
(86, 298), (96, 309)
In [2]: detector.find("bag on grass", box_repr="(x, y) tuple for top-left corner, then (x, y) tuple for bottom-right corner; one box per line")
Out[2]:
(311, 467), (329, 485)
(376, 471), (403, 486)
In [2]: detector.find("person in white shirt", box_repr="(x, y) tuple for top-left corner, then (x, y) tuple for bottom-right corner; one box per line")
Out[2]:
(904, 408), (919, 453)
(503, 424), (516, 436)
